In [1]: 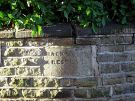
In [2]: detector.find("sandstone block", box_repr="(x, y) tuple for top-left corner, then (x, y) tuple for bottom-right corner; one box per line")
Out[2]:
(0, 78), (8, 87)
(99, 64), (120, 74)
(3, 58), (22, 66)
(88, 87), (110, 98)
(43, 46), (95, 77)
(73, 77), (97, 87)
(76, 38), (101, 45)
(0, 68), (15, 76)
(113, 84), (135, 95)
(16, 67), (41, 76)
(0, 30), (14, 38)
(0, 40), (23, 46)
(4, 48), (44, 56)
(121, 63), (135, 72)
(60, 78), (74, 87)
(114, 53), (130, 62)
(24, 38), (74, 46)
(33, 78), (60, 87)
(97, 54), (114, 62)
(102, 73), (126, 85)
(97, 45), (125, 53)
(74, 89), (87, 98)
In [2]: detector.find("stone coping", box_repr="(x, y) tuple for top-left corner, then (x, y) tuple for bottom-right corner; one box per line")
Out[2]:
(76, 23), (135, 38)
(0, 23), (135, 39)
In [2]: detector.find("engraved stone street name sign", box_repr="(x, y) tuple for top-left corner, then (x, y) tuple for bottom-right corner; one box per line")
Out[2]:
(43, 46), (96, 77)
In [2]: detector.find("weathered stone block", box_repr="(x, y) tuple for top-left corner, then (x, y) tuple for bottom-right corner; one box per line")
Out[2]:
(88, 87), (110, 98)
(22, 57), (45, 66)
(121, 63), (135, 72)
(24, 38), (74, 46)
(0, 40), (23, 46)
(111, 94), (135, 101)
(99, 64), (120, 74)
(102, 73), (126, 85)
(0, 88), (21, 98)
(33, 78), (60, 87)
(4, 47), (44, 56)
(73, 77), (97, 87)
(16, 67), (41, 76)
(126, 76), (135, 83)
(100, 36), (115, 45)
(130, 54), (135, 61)
(3, 58), (22, 66)
(76, 98), (108, 101)
(49, 89), (72, 98)
(77, 35), (133, 45)
(0, 68), (15, 76)
(36, 89), (51, 98)
(97, 45), (125, 53)
(97, 54), (114, 62)
(37, 89), (72, 98)
(9, 78), (33, 87)
(60, 78), (74, 87)
(113, 83), (135, 95)
(22, 89), (36, 98)
(114, 36), (133, 45)
(43, 46), (95, 77)
(125, 45), (135, 51)
(76, 38), (101, 45)
(74, 89), (87, 98)
(0, 78), (8, 87)
(113, 53), (130, 62)
(0, 30), (14, 38)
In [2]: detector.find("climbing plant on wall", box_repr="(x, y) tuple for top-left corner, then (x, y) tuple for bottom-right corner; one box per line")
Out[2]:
(0, 0), (135, 35)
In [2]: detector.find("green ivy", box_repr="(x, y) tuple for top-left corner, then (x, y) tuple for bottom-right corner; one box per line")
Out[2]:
(0, 0), (135, 35)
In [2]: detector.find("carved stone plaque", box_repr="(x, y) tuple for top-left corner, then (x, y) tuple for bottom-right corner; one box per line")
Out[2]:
(43, 46), (96, 77)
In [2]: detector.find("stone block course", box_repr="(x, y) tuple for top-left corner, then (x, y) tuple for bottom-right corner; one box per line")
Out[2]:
(97, 54), (114, 62)
(0, 28), (135, 100)
(113, 83), (135, 95)
(99, 64), (120, 74)
(73, 77), (98, 87)
(102, 73), (126, 85)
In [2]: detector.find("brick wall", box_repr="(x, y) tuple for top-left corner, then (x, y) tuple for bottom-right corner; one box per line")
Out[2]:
(0, 25), (135, 101)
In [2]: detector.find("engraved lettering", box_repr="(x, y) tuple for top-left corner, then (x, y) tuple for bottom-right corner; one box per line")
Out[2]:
(45, 50), (73, 65)
(57, 60), (61, 64)
(51, 60), (56, 64)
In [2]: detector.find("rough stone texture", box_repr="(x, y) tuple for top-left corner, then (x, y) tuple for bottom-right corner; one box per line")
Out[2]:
(16, 24), (72, 38)
(76, 34), (133, 45)
(0, 26), (135, 100)
(76, 23), (135, 37)
(0, 30), (14, 38)
(43, 46), (94, 77)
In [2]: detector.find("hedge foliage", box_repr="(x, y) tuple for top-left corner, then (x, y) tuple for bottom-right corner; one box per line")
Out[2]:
(0, 0), (135, 35)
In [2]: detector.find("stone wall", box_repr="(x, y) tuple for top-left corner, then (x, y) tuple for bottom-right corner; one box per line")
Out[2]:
(0, 24), (135, 101)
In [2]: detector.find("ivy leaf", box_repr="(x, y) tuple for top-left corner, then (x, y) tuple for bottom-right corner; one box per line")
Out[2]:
(8, 14), (14, 19)
(86, 8), (91, 16)
(102, 17), (106, 26)
(37, 25), (42, 35)
(132, 0), (135, 4)
(64, 11), (68, 21)
(92, 23), (97, 33)
(0, 11), (4, 18)
(121, 17), (127, 24)
(32, 30), (36, 37)
(78, 5), (82, 11)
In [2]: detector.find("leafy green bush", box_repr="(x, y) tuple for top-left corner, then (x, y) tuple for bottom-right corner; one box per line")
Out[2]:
(0, 0), (135, 35)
